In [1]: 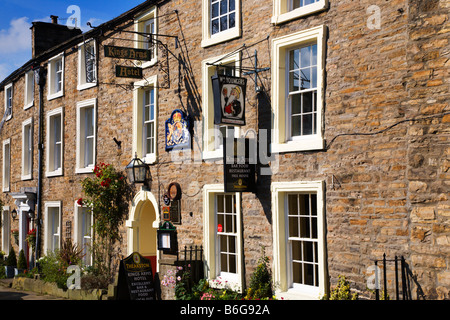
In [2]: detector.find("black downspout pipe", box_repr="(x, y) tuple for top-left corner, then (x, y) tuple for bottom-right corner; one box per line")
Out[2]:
(34, 66), (45, 264)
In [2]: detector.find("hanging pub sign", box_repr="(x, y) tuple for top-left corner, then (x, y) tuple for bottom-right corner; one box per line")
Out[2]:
(212, 74), (247, 126)
(116, 252), (155, 300)
(115, 65), (143, 79)
(165, 109), (191, 151)
(223, 137), (256, 193)
(104, 45), (152, 61)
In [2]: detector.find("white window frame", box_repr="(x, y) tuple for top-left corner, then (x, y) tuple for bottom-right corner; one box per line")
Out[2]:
(201, 0), (241, 47)
(203, 184), (243, 292)
(76, 98), (97, 174)
(47, 53), (64, 100)
(21, 117), (33, 180)
(201, 52), (241, 160)
(24, 71), (34, 109)
(271, 25), (326, 153)
(4, 83), (13, 121)
(134, 6), (158, 68)
(46, 107), (64, 177)
(44, 201), (62, 253)
(133, 76), (158, 164)
(1, 206), (11, 254)
(74, 201), (93, 266)
(77, 39), (97, 91)
(272, 0), (328, 25)
(271, 181), (327, 300)
(2, 138), (11, 192)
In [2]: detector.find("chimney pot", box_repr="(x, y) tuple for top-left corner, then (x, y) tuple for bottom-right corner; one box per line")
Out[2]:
(50, 15), (58, 24)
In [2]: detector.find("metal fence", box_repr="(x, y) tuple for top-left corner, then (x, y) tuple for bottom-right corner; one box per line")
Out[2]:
(176, 245), (204, 284)
(373, 254), (425, 300)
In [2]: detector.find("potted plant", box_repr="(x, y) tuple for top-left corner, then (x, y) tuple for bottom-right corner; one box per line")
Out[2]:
(16, 249), (27, 275)
(5, 247), (17, 278)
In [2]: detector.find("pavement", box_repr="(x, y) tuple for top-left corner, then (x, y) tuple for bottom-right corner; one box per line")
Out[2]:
(0, 278), (66, 300)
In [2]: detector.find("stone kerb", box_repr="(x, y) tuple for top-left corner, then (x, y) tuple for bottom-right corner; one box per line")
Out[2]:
(12, 277), (107, 300)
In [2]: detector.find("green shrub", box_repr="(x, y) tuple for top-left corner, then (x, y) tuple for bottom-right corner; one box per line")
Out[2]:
(38, 250), (70, 290)
(321, 275), (358, 300)
(6, 247), (17, 267)
(245, 247), (274, 300)
(18, 249), (27, 270)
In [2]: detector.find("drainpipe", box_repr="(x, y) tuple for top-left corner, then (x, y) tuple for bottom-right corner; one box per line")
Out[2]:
(34, 65), (46, 263)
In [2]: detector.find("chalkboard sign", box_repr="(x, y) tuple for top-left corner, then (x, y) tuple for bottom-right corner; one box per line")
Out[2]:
(116, 252), (155, 300)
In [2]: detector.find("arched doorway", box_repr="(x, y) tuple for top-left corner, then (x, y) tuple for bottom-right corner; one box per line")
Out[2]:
(126, 190), (159, 276)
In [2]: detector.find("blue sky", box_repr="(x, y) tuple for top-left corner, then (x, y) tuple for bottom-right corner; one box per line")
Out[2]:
(0, 0), (144, 82)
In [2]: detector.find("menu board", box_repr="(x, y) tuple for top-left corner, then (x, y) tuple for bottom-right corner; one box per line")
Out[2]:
(117, 252), (155, 300)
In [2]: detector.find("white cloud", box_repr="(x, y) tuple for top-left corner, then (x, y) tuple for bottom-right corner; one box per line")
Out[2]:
(0, 17), (31, 54)
(0, 64), (10, 82)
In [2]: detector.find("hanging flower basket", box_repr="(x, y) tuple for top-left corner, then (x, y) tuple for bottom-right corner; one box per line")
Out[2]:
(11, 229), (19, 245)
(26, 229), (36, 252)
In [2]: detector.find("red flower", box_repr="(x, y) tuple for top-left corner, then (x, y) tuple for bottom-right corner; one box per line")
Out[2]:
(77, 198), (83, 206)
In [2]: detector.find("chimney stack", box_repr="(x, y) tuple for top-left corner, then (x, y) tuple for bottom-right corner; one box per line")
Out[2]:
(31, 16), (82, 58)
(50, 15), (58, 24)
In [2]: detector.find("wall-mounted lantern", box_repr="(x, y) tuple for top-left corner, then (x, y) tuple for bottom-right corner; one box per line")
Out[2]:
(11, 209), (17, 221)
(125, 153), (151, 186)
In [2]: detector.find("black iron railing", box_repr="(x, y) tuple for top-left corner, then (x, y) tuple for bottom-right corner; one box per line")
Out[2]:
(176, 245), (204, 284)
(373, 254), (425, 300)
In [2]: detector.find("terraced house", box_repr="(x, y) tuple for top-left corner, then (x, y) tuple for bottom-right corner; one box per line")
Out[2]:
(0, 0), (449, 300)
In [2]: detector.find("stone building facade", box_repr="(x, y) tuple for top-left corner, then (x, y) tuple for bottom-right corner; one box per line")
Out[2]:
(0, 0), (448, 300)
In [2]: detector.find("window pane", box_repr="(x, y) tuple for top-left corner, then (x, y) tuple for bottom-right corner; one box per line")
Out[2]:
(292, 240), (301, 261)
(311, 194), (317, 216)
(221, 253), (227, 272)
(293, 262), (302, 283)
(212, 19), (219, 34)
(229, 0), (235, 11)
(288, 194), (298, 214)
(220, 16), (227, 32)
(54, 116), (61, 142)
(85, 108), (94, 136)
(304, 263), (314, 285)
(302, 92), (313, 114)
(229, 12), (235, 28)
(300, 46), (311, 68)
(291, 115), (301, 137)
(289, 216), (298, 237)
(212, 2), (219, 17)
(300, 68), (311, 89)
(302, 114), (313, 135)
(225, 194), (233, 213)
(289, 70), (300, 92)
(55, 143), (61, 170)
(300, 217), (310, 238)
(289, 49), (299, 70)
(229, 254), (236, 273)
(217, 194), (224, 212)
(86, 137), (94, 165)
(220, 0), (227, 15)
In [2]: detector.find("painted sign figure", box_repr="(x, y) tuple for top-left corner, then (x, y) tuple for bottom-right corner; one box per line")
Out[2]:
(212, 74), (247, 126)
(165, 109), (191, 151)
(223, 86), (242, 117)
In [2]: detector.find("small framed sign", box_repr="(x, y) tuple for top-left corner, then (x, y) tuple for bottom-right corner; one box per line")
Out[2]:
(157, 221), (177, 254)
(212, 74), (247, 126)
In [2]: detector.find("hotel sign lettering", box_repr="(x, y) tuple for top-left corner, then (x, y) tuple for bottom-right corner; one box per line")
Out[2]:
(115, 65), (143, 78)
(104, 45), (151, 61)
(116, 252), (155, 300)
